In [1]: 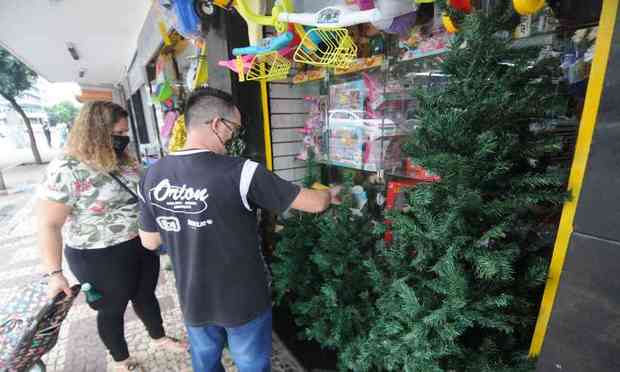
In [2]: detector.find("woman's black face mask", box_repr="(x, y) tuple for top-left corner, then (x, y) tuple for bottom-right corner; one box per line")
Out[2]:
(111, 135), (130, 157)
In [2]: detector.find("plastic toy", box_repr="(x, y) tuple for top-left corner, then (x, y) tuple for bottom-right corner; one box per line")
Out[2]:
(219, 51), (292, 82)
(294, 28), (358, 68)
(449, 0), (473, 13)
(442, 0), (475, 33)
(158, 0), (206, 39)
(297, 97), (323, 160)
(218, 55), (254, 74)
(209, 0), (422, 71)
(277, 0), (418, 31)
(168, 115), (187, 152)
(243, 52), (292, 82)
(442, 14), (459, 33)
(232, 32), (294, 56)
(513, 0), (546, 15)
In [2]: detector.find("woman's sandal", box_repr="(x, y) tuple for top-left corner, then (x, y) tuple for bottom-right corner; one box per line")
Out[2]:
(153, 336), (189, 353)
(114, 358), (144, 372)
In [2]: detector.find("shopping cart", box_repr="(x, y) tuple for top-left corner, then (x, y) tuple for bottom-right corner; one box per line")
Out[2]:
(0, 281), (81, 372)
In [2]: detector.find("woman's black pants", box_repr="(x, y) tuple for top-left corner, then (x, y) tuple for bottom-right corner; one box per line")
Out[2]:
(65, 237), (165, 361)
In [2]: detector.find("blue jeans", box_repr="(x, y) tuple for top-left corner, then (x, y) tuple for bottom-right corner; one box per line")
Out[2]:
(186, 309), (272, 372)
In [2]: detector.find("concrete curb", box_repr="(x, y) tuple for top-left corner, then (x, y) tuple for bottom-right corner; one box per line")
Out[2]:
(0, 184), (35, 197)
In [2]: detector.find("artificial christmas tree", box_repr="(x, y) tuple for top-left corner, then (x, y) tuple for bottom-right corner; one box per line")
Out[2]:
(273, 1), (569, 370)
(273, 155), (379, 368)
(357, 1), (568, 367)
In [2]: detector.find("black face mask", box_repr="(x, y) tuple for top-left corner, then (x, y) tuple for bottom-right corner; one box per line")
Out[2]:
(111, 135), (130, 157)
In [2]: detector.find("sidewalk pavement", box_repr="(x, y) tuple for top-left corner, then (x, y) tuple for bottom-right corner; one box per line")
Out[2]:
(0, 166), (306, 372)
(0, 147), (61, 171)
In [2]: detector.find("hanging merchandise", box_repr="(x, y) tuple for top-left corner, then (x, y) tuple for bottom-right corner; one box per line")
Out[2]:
(160, 110), (180, 150)
(448, 0), (472, 13)
(152, 79), (174, 104)
(157, 0), (205, 39)
(442, 13), (459, 33)
(209, 0), (423, 73)
(151, 54), (178, 104)
(276, 0), (417, 30)
(232, 32), (294, 56)
(513, 0), (546, 16)
(214, 1), (304, 78)
(294, 28), (358, 69)
(149, 51), (185, 154)
(441, 0), (474, 33)
(168, 115), (187, 152)
(297, 97), (324, 161)
(243, 52), (292, 82)
(220, 28), (295, 82)
(400, 3), (451, 60)
(186, 40), (209, 89)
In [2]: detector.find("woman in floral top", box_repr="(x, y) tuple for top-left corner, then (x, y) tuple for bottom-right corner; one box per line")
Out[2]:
(38, 102), (186, 372)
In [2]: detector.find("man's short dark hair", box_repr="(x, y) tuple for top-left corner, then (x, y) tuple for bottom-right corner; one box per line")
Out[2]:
(184, 87), (238, 129)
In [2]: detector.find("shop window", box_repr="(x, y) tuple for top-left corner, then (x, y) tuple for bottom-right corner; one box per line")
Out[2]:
(130, 91), (149, 144)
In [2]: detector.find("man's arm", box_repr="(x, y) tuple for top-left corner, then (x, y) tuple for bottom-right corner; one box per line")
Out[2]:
(244, 161), (341, 214)
(139, 229), (162, 251)
(290, 187), (341, 213)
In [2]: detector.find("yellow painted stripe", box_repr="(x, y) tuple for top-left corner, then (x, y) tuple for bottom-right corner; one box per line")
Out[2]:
(259, 80), (273, 171)
(529, 0), (619, 357)
(193, 44), (209, 89)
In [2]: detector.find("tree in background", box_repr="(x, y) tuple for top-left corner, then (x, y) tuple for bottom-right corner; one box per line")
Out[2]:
(45, 100), (79, 127)
(273, 1), (569, 371)
(0, 47), (41, 164)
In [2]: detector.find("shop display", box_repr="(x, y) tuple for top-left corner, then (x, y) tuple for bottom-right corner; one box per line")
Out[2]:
(151, 52), (185, 151)
(310, 48), (445, 176)
(208, 0), (438, 79)
(273, 2), (583, 371)
(156, 2), (593, 370)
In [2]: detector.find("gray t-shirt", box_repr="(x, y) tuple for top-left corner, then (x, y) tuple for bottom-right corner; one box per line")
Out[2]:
(138, 149), (300, 327)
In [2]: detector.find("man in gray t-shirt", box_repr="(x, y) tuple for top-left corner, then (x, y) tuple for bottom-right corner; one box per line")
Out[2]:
(138, 87), (339, 372)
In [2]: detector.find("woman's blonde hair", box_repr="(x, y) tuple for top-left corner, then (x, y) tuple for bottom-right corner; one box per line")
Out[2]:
(65, 101), (130, 172)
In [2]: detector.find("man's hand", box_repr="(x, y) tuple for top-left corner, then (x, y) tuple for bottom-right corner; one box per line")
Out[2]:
(47, 273), (72, 299)
(329, 186), (342, 205)
(291, 185), (343, 213)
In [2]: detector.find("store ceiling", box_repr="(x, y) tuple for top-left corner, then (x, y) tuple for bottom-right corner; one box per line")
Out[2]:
(0, 0), (152, 90)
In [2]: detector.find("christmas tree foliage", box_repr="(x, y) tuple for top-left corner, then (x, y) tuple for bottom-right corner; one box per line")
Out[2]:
(273, 159), (378, 362)
(273, 2), (568, 371)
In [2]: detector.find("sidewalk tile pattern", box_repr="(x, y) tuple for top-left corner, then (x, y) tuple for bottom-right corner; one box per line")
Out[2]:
(0, 195), (306, 372)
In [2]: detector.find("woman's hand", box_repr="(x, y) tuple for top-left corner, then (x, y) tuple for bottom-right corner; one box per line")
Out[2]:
(47, 273), (72, 299)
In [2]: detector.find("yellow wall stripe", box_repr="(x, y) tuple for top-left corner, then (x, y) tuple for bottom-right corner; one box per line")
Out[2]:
(529, 0), (619, 357)
(259, 80), (274, 171)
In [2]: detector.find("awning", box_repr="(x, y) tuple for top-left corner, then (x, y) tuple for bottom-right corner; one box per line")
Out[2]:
(0, 0), (152, 90)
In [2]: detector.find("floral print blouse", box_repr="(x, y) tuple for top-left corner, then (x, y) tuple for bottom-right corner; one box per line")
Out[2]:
(38, 155), (141, 250)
